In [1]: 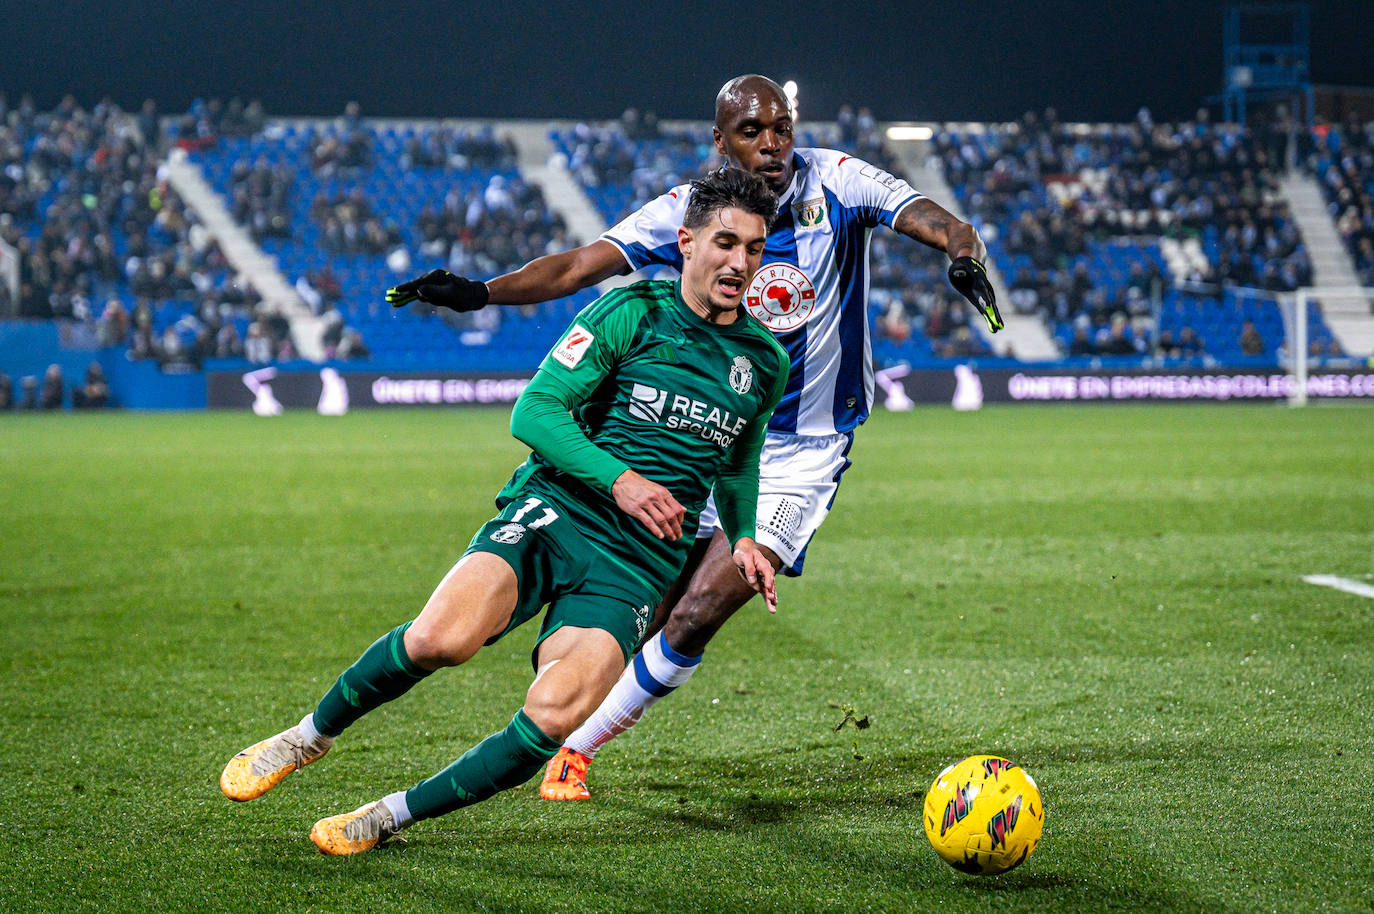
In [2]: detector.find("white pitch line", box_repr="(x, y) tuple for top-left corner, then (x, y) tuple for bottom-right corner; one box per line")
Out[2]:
(1303, 575), (1374, 600)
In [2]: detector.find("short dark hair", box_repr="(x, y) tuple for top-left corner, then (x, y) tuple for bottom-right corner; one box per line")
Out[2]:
(682, 166), (778, 233)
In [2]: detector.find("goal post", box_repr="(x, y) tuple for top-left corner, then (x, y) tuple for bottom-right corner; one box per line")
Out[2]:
(1283, 287), (1374, 408)
(0, 235), (17, 315)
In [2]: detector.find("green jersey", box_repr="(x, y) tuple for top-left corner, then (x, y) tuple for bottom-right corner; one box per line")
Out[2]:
(499, 279), (788, 595)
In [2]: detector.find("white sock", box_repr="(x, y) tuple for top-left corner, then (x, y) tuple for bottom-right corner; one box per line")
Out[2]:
(564, 631), (702, 758)
(381, 790), (413, 829)
(298, 712), (334, 749)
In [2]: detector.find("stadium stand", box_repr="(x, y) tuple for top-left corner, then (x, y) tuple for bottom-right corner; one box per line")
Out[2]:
(1309, 115), (1374, 287)
(2, 91), (1371, 408)
(191, 111), (596, 369)
(0, 94), (268, 378)
(934, 109), (1343, 365)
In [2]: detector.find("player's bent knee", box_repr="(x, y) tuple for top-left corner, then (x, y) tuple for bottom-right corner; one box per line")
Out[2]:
(524, 632), (624, 740)
(521, 690), (583, 743)
(402, 619), (485, 669)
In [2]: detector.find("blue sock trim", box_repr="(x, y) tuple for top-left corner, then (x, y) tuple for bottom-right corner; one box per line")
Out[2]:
(632, 652), (674, 698)
(656, 631), (703, 668)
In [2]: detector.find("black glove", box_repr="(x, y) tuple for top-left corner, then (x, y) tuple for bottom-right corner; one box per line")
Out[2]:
(947, 256), (1003, 333)
(386, 269), (489, 312)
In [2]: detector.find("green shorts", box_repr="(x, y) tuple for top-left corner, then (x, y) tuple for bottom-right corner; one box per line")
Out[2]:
(463, 490), (658, 666)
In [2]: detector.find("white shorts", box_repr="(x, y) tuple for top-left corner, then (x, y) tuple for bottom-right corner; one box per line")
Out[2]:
(698, 430), (854, 577)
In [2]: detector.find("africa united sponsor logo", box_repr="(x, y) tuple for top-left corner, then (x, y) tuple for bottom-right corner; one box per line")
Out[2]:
(729, 356), (754, 394)
(489, 522), (525, 545)
(552, 324), (595, 368)
(793, 197), (826, 228)
(940, 782), (976, 836)
(985, 794), (1023, 850)
(982, 757), (1016, 780)
(746, 263), (817, 332)
(628, 382), (668, 423)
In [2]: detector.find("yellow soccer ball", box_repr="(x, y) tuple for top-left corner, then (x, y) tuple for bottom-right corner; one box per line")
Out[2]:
(922, 755), (1045, 875)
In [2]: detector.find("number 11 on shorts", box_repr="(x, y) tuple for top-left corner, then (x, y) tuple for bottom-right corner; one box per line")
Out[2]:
(511, 497), (560, 529)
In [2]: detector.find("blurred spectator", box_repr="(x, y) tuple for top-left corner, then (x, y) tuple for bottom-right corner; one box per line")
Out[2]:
(337, 328), (370, 360)
(244, 321), (273, 364)
(311, 103), (373, 177)
(215, 320), (245, 359)
(159, 325), (194, 371)
(1177, 326), (1205, 358)
(876, 302), (912, 345)
(1068, 325), (1096, 356)
(939, 325), (982, 359)
(39, 364), (64, 409)
(72, 361), (109, 408)
(1239, 319), (1265, 356)
(0, 372), (11, 409)
(19, 376), (37, 410)
(1154, 329), (1180, 360)
(97, 299), (129, 347)
(1097, 315), (1142, 355)
(230, 158), (293, 239)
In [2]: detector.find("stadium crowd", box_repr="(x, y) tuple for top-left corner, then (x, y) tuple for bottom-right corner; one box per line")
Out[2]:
(935, 108), (1317, 359)
(0, 93), (307, 370)
(1310, 114), (1374, 286)
(3, 90), (1368, 397)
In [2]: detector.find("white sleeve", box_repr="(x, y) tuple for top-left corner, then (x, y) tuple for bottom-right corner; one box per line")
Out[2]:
(600, 185), (691, 272)
(831, 153), (924, 228)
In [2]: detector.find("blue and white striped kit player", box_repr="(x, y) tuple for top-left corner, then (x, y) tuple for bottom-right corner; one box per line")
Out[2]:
(603, 147), (924, 575)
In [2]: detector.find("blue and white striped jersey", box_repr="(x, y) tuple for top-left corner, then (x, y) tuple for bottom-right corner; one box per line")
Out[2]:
(602, 147), (923, 436)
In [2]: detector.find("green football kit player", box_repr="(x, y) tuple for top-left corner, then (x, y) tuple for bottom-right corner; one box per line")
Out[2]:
(219, 167), (789, 855)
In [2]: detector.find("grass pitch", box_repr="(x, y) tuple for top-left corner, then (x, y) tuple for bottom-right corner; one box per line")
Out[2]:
(1, 404), (1371, 913)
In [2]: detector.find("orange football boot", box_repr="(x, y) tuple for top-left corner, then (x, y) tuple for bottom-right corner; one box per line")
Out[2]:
(539, 747), (592, 801)
(220, 724), (332, 801)
(310, 800), (402, 856)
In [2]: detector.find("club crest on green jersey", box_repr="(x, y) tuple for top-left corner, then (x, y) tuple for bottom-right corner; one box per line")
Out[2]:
(490, 522), (525, 545)
(729, 356), (754, 395)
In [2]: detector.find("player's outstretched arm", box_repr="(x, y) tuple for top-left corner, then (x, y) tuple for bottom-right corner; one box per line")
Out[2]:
(893, 197), (985, 262)
(387, 239), (630, 311)
(610, 469), (685, 541)
(893, 199), (1003, 332)
(731, 537), (777, 613)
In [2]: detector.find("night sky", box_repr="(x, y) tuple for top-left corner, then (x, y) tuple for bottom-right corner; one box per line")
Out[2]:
(1, 0), (1370, 124)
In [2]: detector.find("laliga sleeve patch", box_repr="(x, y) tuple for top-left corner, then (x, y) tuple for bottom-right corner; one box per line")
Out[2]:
(552, 324), (596, 368)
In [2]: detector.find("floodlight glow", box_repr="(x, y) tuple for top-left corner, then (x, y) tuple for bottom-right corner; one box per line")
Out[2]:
(886, 125), (933, 141)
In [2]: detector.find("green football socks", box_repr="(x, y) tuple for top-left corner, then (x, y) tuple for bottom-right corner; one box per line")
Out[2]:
(404, 709), (561, 821)
(312, 622), (431, 738)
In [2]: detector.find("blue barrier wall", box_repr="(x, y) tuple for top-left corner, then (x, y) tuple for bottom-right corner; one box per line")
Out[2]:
(0, 320), (206, 409)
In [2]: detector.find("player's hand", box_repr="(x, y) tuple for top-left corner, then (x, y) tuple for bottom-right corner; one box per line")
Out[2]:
(947, 256), (1003, 333)
(732, 538), (777, 614)
(611, 470), (685, 541)
(386, 269), (489, 312)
